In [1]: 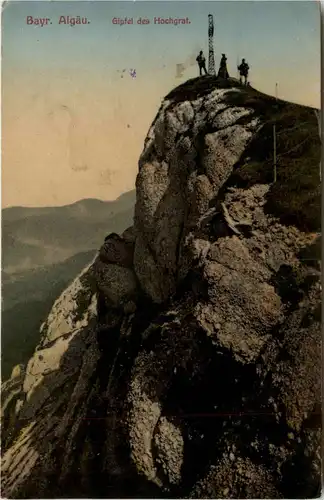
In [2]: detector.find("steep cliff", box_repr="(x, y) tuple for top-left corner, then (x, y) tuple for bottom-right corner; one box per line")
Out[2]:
(1, 77), (321, 499)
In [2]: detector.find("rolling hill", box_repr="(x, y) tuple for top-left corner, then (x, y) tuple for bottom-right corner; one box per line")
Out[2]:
(1, 191), (136, 379)
(2, 191), (136, 274)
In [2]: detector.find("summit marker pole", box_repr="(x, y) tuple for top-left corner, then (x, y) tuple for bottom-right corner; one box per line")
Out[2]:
(208, 14), (216, 75)
(273, 83), (278, 183)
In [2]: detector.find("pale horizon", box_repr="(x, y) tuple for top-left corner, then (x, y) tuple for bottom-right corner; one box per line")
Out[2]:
(2, 1), (320, 208)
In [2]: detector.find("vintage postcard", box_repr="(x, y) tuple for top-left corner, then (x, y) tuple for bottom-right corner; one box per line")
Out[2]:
(1, 1), (322, 498)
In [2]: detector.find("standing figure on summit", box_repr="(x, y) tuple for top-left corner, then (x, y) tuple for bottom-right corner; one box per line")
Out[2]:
(238, 58), (250, 85)
(196, 51), (208, 76)
(217, 53), (229, 79)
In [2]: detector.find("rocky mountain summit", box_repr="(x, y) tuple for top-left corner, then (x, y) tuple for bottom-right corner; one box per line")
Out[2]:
(1, 77), (321, 499)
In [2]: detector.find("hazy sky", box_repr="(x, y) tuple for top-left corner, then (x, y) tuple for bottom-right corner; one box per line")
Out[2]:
(2, 0), (320, 207)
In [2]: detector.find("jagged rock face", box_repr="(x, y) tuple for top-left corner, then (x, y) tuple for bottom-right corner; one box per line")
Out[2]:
(134, 87), (259, 303)
(1, 259), (100, 489)
(1, 78), (321, 499)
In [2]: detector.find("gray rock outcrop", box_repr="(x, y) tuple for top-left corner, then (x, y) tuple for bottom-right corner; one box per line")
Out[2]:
(1, 77), (321, 499)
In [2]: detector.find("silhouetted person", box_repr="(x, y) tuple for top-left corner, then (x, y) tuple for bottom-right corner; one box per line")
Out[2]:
(238, 58), (249, 85)
(196, 51), (208, 76)
(217, 53), (229, 79)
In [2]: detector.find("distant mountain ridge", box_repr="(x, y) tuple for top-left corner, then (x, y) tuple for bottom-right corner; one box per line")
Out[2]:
(1, 190), (136, 379)
(3, 192), (135, 220)
(2, 191), (136, 274)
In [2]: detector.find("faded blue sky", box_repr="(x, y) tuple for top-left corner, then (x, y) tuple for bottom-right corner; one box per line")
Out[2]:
(3, 1), (320, 89)
(2, 1), (321, 207)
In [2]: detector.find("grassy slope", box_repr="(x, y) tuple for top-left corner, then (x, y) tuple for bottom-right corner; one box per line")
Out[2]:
(222, 85), (321, 232)
(167, 76), (321, 232)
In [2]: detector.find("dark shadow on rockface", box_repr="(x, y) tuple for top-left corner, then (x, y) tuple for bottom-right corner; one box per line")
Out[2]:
(159, 332), (264, 494)
(1, 303), (167, 499)
(212, 95), (321, 232)
(126, 289), (321, 499)
(2, 268), (321, 499)
(165, 76), (263, 107)
(298, 236), (321, 268)
(1, 326), (94, 498)
(142, 326), (320, 497)
(165, 76), (230, 104)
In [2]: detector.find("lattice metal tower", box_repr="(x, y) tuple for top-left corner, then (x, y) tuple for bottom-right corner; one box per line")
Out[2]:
(208, 14), (216, 75)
